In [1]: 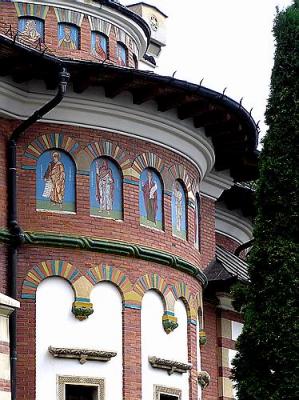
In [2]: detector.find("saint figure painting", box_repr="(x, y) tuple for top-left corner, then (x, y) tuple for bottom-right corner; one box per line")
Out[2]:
(91, 32), (108, 59)
(172, 180), (187, 239)
(58, 24), (79, 50)
(139, 168), (163, 230)
(36, 150), (76, 213)
(18, 18), (44, 43)
(90, 158), (122, 219)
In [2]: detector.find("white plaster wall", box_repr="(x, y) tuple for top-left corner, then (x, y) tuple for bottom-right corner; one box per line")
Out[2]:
(231, 321), (243, 341)
(141, 291), (189, 400)
(36, 278), (122, 400)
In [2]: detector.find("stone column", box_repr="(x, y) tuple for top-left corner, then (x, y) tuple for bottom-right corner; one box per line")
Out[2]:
(0, 293), (20, 400)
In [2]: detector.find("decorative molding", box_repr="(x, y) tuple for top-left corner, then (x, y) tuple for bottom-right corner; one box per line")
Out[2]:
(200, 170), (234, 201)
(22, 133), (80, 170)
(1, 229), (207, 286)
(149, 356), (191, 375)
(154, 385), (182, 400)
(57, 375), (104, 400)
(88, 16), (112, 36)
(215, 206), (253, 245)
(49, 346), (116, 364)
(197, 370), (211, 389)
(0, 79), (214, 180)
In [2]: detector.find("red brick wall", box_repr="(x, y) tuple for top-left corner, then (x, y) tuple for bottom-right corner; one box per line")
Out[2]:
(200, 197), (216, 268)
(0, 4), (138, 68)
(201, 301), (218, 400)
(12, 121), (202, 269)
(216, 233), (240, 254)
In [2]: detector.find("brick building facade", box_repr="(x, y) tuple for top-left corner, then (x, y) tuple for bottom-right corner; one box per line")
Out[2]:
(0, 1), (257, 399)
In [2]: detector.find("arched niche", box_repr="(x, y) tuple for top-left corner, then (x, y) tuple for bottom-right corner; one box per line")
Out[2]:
(171, 179), (188, 240)
(139, 167), (164, 231)
(36, 149), (76, 214)
(194, 193), (201, 250)
(90, 157), (123, 220)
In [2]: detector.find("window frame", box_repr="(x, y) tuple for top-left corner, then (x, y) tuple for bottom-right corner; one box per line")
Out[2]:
(57, 375), (104, 400)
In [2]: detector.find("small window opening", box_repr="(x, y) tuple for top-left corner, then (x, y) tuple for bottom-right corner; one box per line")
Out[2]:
(160, 395), (179, 400)
(65, 384), (97, 400)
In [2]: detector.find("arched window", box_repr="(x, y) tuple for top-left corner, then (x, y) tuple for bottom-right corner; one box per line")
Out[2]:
(18, 17), (44, 43)
(91, 32), (109, 59)
(58, 23), (79, 50)
(194, 193), (201, 250)
(36, 149), (76, 213)
(90, 157), (123, 220)
(117, 42), (128, 66)
(139, 168), (163, 230)
(171, 180), (187, 240)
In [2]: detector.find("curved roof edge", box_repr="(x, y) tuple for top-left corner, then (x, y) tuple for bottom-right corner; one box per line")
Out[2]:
(94, 0), (151, 45)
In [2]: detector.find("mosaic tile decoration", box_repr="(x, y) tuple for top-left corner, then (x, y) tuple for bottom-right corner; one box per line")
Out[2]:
(21, 260), (81, 300)
(22, 133), (80, 170)
(171, 282), (192, 304)
(14, 2), (49, 19)
(87, 264), (132, 295)
(54, 7), (84, 27)
(88, 16), (112, 37)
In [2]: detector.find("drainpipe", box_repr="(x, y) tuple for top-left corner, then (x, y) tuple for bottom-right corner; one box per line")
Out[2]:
(7, 68), (70, 400)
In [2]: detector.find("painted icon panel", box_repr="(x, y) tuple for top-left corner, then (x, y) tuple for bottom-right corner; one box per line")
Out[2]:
(90, 158), (123, 220)
(139, 168), (163, 230)
(18, 18), (44, 43)
(58, 23), (79, 50)
(172, 180), (187, 240)
(36, 150), (76, 213)
(91, 32), (108, 59)
(117, 42), (127, 66)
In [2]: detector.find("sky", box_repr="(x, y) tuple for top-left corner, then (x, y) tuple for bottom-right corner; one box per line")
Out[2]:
(121, 0), (293, 144)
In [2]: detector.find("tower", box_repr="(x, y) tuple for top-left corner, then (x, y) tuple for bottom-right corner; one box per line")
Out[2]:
(0, 1), (258, 399)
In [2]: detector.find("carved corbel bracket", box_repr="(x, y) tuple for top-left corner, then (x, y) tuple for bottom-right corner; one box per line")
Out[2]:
(72, 301), (94, 320)
(197, 370), (211, 389)
(199, 329), (207, 345)
(149, 356), (191, 375)
(162, 314), (178, 334)
(48, 346), (117, 364)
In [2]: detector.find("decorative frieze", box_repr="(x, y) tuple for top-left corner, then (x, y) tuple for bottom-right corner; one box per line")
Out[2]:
(149, 356), (191, 375)
(49, 346), (117, 364)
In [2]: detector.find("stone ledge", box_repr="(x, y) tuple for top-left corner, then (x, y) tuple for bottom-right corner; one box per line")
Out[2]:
(0, 293), (20, 316)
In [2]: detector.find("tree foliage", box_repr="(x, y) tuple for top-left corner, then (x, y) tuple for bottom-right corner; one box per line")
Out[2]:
(232, 3), (299, 399)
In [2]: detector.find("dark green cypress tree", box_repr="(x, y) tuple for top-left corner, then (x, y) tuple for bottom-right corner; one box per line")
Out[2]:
(232, 2), (299, 399)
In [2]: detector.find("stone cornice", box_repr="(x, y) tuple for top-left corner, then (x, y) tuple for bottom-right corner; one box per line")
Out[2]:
(0, 228), (208, 287)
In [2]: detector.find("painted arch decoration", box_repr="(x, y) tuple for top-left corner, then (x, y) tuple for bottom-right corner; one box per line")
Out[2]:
(133, 273), (178, 334)
(87, 264), (132, 296)
(22, 133), (80, 170)
(14, 3), (49, 19)
(21, 260), (81, 300)
(76, 140), (130, 175)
